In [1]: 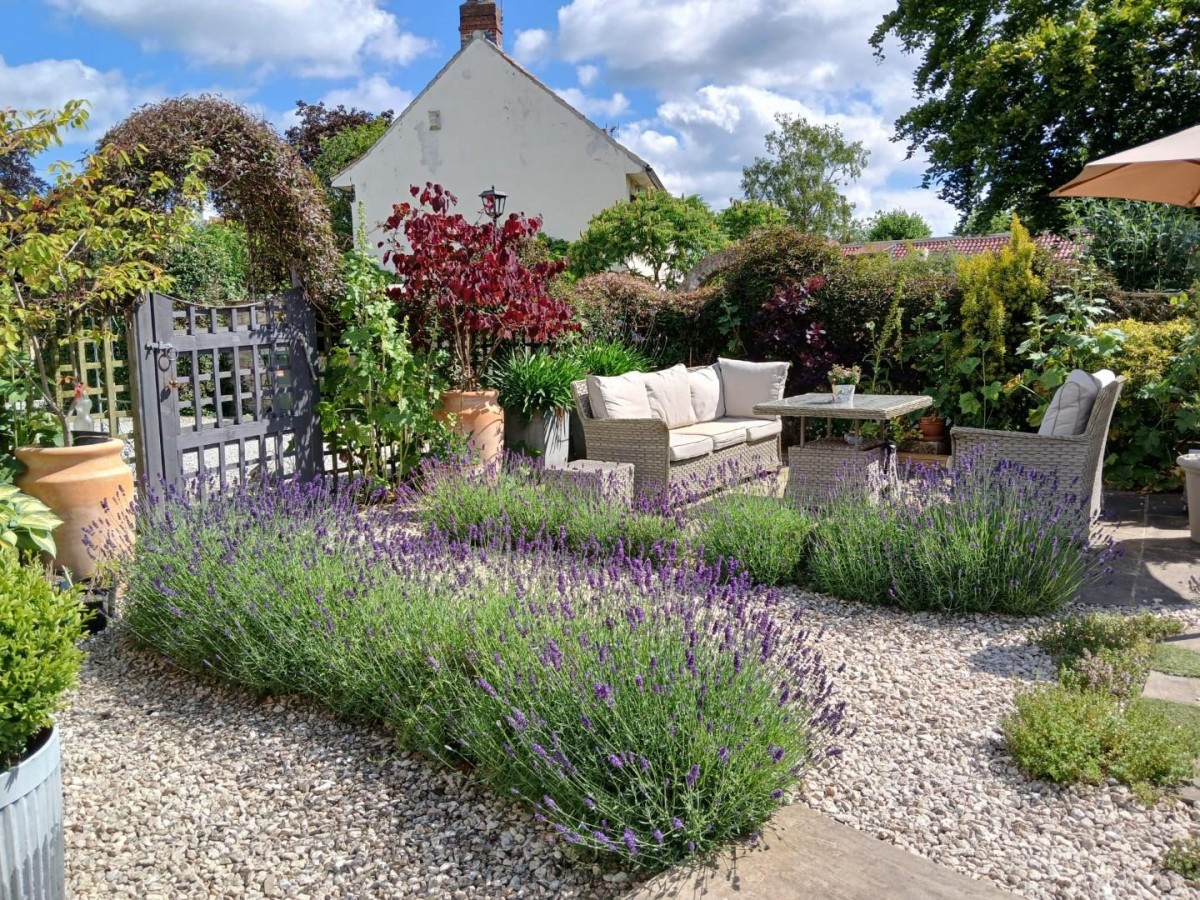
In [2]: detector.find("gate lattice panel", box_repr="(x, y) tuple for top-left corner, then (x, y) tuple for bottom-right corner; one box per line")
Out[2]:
(132, 290), (321, 492)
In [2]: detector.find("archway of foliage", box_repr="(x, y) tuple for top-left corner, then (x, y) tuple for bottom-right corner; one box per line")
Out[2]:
(100, 97), (340, 310)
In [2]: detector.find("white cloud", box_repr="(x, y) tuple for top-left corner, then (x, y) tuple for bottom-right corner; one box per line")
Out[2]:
(555, 88), (630, 121)
(45, 0), (433, 78)
(537, 0), (956, 231)
(0, 55), (158, 143)
(319, 76), (413, 117)
(512, 28), (551, 65)
(576, 64), (600, 87)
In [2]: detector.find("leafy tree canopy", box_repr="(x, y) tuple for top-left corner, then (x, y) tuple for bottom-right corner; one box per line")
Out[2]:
(716, 199), (789, 241)
(313, 117), (390, 246)
(740, 114), (869, 238)
(872, 0), (1200, 233)
(0, 144), (47, 215)
(860, 208), (933, 242)
(569, 191), (727, 289)
(285, 100), (393, 167)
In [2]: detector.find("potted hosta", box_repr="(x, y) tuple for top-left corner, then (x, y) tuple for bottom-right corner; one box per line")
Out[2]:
(489, 347), (581, 465)
(0, 546), (86, 900)
(1, 103), (201, 579)
(829, 364), (862, 405)
(383, 184), (575, 464)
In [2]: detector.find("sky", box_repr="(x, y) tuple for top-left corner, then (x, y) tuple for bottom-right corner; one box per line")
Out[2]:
(1, 0), (960, 234)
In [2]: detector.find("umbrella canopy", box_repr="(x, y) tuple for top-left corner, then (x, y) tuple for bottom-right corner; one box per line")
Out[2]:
(1051, 124), (1200, 207)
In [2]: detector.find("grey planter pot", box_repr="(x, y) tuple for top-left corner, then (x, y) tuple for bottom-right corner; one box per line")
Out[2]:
(1, 727), (65, 900)
(504, 409), (570, 466)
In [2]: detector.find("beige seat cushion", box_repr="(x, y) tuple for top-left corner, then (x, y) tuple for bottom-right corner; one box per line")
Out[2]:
(717, 415), (783, 443)
(668, 432), (714, 462)
(643, 364), (698, 429)
(672, 419), (748, 451)
(717, 358), (789, 419)
(1038, 369), (1113, 436)
(587, 372), (652, 420)
(688, 365), (725, 422)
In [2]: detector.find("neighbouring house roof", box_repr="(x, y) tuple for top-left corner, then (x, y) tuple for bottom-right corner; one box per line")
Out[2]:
(840, 233), (1083, 261)
(331, 36), (665, 191)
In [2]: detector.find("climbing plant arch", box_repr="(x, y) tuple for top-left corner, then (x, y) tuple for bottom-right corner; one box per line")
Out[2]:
(101, 96), (340, 310)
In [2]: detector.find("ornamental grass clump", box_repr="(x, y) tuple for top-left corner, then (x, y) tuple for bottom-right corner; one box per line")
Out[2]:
(808, 455), (1118, 614)
(409, 454), (683, 558)
(124, 476), (846, 870)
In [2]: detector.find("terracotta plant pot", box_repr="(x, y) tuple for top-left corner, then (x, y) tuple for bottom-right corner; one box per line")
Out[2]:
(918, 415), (947, 441)
(15, 439), (133, 581)
(437, 390), (504, 464)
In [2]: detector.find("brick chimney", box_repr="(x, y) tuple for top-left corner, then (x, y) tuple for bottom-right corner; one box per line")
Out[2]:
(459, 1), (502, 49)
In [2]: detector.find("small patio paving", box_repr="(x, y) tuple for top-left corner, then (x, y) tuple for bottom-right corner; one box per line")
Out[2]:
(625, 804), (1011, 900)
(1088, 491), (1197, 606)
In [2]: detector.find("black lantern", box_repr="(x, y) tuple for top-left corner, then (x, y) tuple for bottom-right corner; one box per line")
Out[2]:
(479, 185), (507, 223)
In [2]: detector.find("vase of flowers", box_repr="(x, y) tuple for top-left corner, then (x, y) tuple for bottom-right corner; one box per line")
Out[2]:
(829, 364), (861, 405)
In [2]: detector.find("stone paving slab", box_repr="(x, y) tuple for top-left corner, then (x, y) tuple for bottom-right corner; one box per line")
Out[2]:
(624, 805), (1011, 900)
(1161, 634), (1200, 652)
(1142, 671), (1200, 706)
(1087, 491), (1197, 607)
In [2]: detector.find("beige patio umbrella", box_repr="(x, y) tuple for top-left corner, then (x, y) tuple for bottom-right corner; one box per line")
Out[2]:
(1051, 124), (1200, 206)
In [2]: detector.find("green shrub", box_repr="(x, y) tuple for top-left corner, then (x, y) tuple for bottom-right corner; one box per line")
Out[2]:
(124, 477), (846, 871)
(163, 220), (250, 305)
(1002, 685), (1197, 790)
(0, 548), (85, 769)
(488, 347), (582, 416)
(1034, 612), (1183, 665)
(566, 337), (656, 378)
(694, 493), (813, 586)
(1058, 647), (1150, 700)
(1164, 836), (1200, 882)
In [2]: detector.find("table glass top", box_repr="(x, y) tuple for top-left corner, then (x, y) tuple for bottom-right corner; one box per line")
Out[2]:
(753, 393), (933, 420)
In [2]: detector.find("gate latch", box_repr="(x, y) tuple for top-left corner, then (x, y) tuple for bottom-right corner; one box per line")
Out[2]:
(145, 340), (177, 370)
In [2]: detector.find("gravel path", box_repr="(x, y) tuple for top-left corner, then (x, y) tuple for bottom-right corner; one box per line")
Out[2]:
(59, 628), (633, 899)
(793, 592), (1200, 900)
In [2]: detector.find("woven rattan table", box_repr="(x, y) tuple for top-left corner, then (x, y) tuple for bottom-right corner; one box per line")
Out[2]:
(754, 393), (933, 506)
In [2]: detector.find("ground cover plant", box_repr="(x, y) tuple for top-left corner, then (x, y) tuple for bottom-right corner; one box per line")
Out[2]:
(1004, 612), (1199, 799)
(1164, 836), (1200, 882)
(123, 476), (846, 870)
(806, 457), (1116, 615)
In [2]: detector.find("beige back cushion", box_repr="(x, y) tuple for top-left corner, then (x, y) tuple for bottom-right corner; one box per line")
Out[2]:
(688, 365), (725, 422)
(587, 372), (652, 420)
(1038, 369), (1102, 436)
(717, 358), (790, 419)
(643, 364), (698, 429)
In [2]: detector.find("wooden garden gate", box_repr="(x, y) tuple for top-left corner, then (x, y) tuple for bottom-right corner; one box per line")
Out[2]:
(131, 290), (321, 491)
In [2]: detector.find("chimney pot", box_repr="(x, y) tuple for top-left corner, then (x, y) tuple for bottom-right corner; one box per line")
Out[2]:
(459, 1), (502, 50)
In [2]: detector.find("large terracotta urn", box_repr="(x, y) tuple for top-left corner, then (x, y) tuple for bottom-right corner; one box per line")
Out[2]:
(15, 439), (133, 581)
(437, 390), (504, 464)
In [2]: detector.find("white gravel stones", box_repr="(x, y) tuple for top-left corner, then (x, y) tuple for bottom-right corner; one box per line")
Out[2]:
(791, 592), (1200, 900)
(59, 629), (626, 899)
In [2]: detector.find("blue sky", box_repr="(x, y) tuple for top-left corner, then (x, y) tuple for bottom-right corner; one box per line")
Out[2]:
(1, 0), (959, 233)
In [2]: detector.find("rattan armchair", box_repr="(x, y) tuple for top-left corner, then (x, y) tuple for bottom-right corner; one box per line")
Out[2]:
(951, 376), (1125, 523)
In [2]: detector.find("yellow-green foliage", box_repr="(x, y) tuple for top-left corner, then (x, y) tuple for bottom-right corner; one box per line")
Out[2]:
(958, 215), (1047, 355)
(1108, 317), (1191, 389)
(0, 548), (85, 769)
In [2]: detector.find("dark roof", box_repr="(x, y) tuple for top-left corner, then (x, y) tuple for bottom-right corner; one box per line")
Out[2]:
(841, 233), (1082, 261)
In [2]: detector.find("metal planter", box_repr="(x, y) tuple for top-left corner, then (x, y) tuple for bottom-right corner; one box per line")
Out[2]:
(1, 727), (65, 900)
(504, 409), (570, 466)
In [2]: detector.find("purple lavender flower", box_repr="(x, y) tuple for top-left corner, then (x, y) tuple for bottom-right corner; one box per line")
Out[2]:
(686, 764), (700, 788)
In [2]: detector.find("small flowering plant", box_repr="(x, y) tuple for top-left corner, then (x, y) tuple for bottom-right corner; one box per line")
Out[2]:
(827, 364), (862, 386)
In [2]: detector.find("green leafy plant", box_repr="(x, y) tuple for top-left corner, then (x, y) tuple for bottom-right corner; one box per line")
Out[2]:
(0, 484), (61, 557)
(0, 547), (85, 769)
(1067, 198), (1200, 291)
(1058, 647), (1150, 701)
(1164, 836), (1200, 881)
(567, 338), (655, 378)
(488, 347), (583, 416)
(694, 493), (812, 586)
(1033, 613), (1183, 666)
(317, 239), (454, 486)
(163, 220), (249, 305)
(1002, 685), (1198, 792)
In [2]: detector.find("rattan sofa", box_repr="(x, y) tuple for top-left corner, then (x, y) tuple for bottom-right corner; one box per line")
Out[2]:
(951, 375), (1125, 523)
(571, 364), (785, 498)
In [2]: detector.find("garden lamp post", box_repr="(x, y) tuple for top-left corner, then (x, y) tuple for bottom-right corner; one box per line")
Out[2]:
(479, 186), (507, 242)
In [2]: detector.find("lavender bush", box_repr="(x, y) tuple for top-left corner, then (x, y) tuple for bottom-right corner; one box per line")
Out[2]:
(807, 456), (1119, 615)
(123, 476), (845, 870)
(692, 492), (814, 586)
(409, 454), (684, 557)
